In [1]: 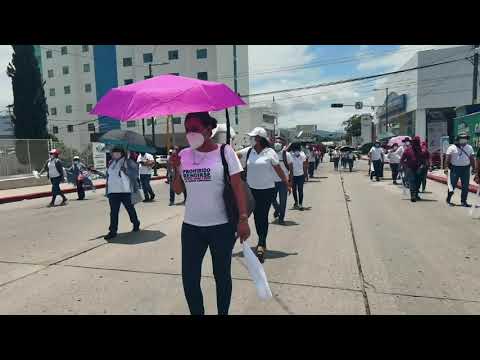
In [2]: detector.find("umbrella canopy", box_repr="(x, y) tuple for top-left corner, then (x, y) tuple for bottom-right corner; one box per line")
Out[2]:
(99, 130), (156, 153)
(340, 146), (355, 152)
(90, 75), (246, 121)
(388, 135), (422, 147)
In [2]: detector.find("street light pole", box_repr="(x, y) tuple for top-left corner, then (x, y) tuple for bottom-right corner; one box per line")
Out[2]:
(385, 87), (389, 132)
(473, 45), (479, 105)
(148, 63), (159, 176)
(233, 45), (239, 126)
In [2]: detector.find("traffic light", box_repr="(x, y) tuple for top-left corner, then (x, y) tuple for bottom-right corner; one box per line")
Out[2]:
(331, 103), (344, 108)
(355, 102), (363, 110)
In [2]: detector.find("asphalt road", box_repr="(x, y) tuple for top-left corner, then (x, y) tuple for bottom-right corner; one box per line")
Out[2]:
(1, 160), (480, 314)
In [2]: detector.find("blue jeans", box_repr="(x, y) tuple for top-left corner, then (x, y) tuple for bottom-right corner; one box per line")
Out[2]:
(181, 222), (236, 315)
(406, 168), (421, 199)
(140, 174), (155, 200)
(272, 181), (288, 221)
(107, 193), (140, 234)
(50, 176), (66, 204)
(450, 165), (471, 203)
(292, 175), (305, 205)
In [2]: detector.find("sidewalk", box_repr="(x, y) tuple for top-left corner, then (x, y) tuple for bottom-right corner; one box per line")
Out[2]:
(359, 155), (479, 193)
(0, 169), (167, 204)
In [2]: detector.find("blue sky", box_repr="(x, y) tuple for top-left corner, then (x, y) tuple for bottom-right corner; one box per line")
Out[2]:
(0, 45), (460, 129)
(248, 45), (460, 131)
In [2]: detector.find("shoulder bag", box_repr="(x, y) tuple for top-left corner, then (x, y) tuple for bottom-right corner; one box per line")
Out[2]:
(221, 144), (255, 227)
(240, 147), (253, 181)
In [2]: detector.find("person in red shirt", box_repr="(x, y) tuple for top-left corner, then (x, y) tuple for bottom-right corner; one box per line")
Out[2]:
(400, 136), (427, 202)
(419, 141), (431, 193)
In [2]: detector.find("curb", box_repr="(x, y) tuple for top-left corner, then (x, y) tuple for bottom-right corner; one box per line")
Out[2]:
(0, 176), (167, 205)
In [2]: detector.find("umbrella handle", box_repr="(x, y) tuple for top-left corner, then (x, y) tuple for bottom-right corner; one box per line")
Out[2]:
(225, 109), (231, 145)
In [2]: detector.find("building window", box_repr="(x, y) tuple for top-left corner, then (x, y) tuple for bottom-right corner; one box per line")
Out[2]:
(61, 46), (68, 55)
(85, 83), (92, 93)
(197, 72), (208, 81)
(82, 45), (89, 52)
(88, 123), (95, 132)
(123, 57), (133, 67)
(143, 53), (153, 63)
(64, 86), (71, 95)
(62, 66), (69, 75)
(172, 117), (181, 125)
(127, 121), (136, 128)
(67, 125), (74, 132)
(196, 48), (207, 59)
(46, 50), (52, 59)
(48, 69), (54, 78)
(83, 63), (90, 73)
(170, 72), (179, 76)
(168, 50), (179, 60)
(124, 79), (133, 85)
(52, 126), (58, 134)
(50, 107), (57, 116)
(66, 105), (72, 114)
(49, 88), (55, 97)
(86, 104), (93, 112)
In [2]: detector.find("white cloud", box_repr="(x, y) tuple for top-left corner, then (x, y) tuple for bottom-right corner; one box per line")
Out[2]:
(0, 45), (13, 110)
(249, 45), (314, 73)
(356, 45), (465, 72)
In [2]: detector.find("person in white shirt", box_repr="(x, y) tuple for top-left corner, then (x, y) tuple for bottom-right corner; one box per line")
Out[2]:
(368, 140), (385, 182)
(387, 143), (401, 184)
(38, 148), (68, 207)
(137, 152), (156, 202)
(104, 147), (141, 240)
(444, 133), (476, 207)
(167, 147), (186, 206)
(170, 112), (250, 315)
(307, 145), (316, 178)
(237, 127), (291, 263)
(331, 148), (340, 170)
(289, 142), (308, 210)
(271, 137), (293, 225)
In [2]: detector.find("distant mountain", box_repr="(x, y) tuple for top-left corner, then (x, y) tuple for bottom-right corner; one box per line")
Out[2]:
(314, 130), (345, 139)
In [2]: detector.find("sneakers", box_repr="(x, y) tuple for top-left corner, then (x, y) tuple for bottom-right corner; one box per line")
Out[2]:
(293, 203), (299, 210)
(299, 205), (305, 211)
(461, 202), (472, 208)
(446, 191), (454, 205)
(278, 220), (286, 225)
(256, 246), (266, 264)
(273, 211), (279, 218)
(60, 198), (68, 206)
(104, 233), (117, 240)
(47, 202), (55, 208)
(169, 202), (174, 206)
(132, 223), (140, 232)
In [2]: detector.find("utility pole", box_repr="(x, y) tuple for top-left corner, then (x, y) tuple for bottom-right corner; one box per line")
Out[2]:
(272, 96), (276, 138)
(473, 45), (479, 105)
(233, 45), (239, 126)
(142, 119), (145, 136)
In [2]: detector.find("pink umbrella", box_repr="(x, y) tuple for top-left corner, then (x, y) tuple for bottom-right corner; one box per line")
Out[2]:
(387, 135), (423, 147)
(90, 75), (246, 121)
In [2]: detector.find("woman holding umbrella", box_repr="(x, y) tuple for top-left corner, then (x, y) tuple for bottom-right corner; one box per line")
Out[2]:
(170, 112), (250, 315)
(103, 146), (141, 240)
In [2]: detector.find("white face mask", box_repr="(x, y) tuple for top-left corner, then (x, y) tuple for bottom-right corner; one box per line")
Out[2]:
(186, 132), (205, 150)
(111, 152), (122, 160)
(459, 139), (468, 145)
(273, 143), (283, 152)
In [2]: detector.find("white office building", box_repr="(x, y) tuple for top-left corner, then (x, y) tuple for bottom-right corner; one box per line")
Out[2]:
(373, 45), (479, 153)
(36, 45), (249, 151)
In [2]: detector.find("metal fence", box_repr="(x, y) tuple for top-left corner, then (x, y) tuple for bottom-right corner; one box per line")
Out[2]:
(0, 139), (52, 178)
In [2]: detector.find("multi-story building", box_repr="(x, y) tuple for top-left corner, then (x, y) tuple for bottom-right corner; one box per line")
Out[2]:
(373, 45), (479, 153)
(36, 45), (249, 151)
(0, 115), (14, 139)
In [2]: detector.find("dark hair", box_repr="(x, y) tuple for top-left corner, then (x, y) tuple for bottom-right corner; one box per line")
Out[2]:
(185, 112), (218, 130)
(111, 147), (126, 156)
(258, 137), (270, 149)
(289, 142), (301, 152)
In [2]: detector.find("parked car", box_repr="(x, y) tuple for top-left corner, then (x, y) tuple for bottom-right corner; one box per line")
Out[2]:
(155, 155), (168, 169)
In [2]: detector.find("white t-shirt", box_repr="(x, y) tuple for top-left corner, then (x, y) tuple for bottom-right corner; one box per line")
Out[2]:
(291, 151), (307, 177)
(180, 145), (243, 227)
(387, 149), (401, 164)
(273, 150), (293, 182)
(446, 144), (474, 166)
(47, 159), (61, 178)
(307, 151), (316, 163)
(369, 146), (384, 161)
(238, 147), (279, 190)
(137, 153), (154, 175)
(107, 159), (131, 194)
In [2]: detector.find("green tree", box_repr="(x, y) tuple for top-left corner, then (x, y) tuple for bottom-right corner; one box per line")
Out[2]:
(342, 115), (362, 144)
(7, 45), (48, 165)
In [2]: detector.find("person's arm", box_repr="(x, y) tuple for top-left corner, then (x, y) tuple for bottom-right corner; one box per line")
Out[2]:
(230, 173), (251, 243)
